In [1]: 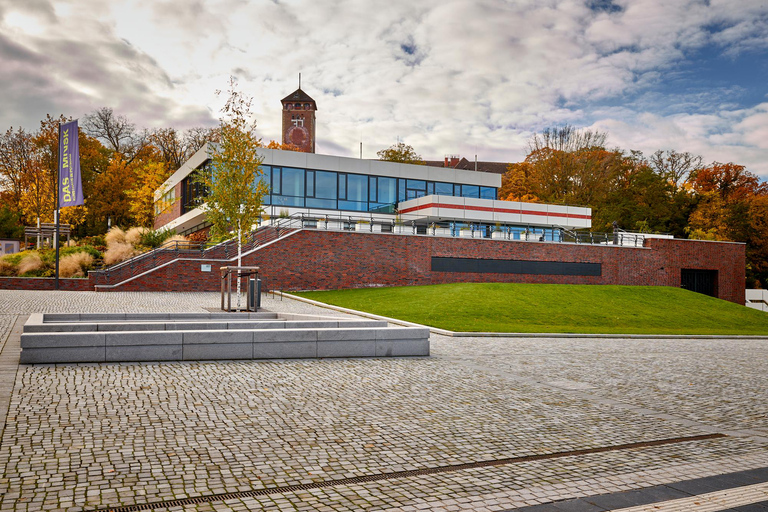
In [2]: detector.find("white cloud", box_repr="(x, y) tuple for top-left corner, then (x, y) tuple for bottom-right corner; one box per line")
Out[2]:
(592, 102), (768, 175)
(0, 0), (766, 177)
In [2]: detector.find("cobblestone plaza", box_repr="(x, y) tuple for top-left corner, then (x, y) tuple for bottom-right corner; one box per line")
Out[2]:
(0, 290), (767, 511)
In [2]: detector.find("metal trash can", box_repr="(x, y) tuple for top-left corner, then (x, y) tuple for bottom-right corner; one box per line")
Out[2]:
(247, 278), (257, 312)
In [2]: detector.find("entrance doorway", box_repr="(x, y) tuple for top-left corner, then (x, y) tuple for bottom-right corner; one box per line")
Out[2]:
(681, 269), (718, 297)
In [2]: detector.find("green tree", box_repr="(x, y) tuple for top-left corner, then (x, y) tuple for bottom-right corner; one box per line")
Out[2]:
(0, 205), (24, 239)
(196, 77), (268, 244)
(377, 142), (425, 164)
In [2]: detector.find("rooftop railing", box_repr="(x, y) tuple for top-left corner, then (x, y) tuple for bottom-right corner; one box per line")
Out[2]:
(91, 212), (652, 286)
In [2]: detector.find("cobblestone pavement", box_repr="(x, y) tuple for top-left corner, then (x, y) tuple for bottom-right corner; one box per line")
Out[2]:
(0, 290), (767, 511)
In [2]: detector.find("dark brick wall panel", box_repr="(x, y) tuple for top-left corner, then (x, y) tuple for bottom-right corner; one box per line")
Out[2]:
(0, 277), (92, 291)
(92, 231), (745, 305)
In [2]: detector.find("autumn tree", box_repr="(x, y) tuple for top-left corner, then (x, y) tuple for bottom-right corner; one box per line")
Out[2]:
(377, 142), (425, 164)
(0, 127), (35, 213)
(265, 140), (303, 152)
(687, 162), (768, 286)
(83, 107), (148, 163)
(126, 160), (170, 227)
(504, 125), (622, 208)
(650, 149), (702, 189)
(499, 161), (539, 202)
(149, 127), (221, 171)
(197, 78), (268, 244)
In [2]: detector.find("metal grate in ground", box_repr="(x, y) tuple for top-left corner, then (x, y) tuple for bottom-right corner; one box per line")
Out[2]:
(99, 433), (726, 512)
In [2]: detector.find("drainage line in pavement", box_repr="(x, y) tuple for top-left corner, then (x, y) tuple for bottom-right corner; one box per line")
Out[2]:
(99, 433), (726, 512)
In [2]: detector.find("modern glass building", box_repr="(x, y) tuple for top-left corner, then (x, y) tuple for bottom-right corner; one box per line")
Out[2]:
(154, 144), (590, 236)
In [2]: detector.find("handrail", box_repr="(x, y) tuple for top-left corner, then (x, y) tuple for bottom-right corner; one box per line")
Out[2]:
(89, 212), (652, 286)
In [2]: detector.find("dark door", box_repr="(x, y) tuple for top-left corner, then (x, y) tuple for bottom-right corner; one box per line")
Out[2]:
(681, 269), (718, 297)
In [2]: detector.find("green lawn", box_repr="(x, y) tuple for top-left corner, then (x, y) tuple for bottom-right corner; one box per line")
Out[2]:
(294, 283), (768, 335)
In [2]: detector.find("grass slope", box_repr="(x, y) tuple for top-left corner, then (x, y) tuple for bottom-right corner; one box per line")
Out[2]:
(295, 283), (768, 335)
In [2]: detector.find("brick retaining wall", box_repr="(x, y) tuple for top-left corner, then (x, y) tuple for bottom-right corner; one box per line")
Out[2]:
(0, 277), (92, 291)
(93, 230), (745, 305)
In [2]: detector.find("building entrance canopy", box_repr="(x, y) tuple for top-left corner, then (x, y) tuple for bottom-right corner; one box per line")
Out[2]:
(397, 195), (591, 230)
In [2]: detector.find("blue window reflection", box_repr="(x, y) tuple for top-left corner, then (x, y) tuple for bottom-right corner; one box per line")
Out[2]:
(378, 177), (396, 204)
(306, 170), (314, 197)
(254, 164), (494, 213)
(315, 171), (337, 199)
(347, 174), (368, 202)
(339, 200), (367, 211)
(272, 168), (282, 195)
(480, 187), (496, 200)
(282, 167), (304, 197)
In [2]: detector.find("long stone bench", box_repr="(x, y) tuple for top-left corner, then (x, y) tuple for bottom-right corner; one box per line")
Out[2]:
(20, 313), (430, 363)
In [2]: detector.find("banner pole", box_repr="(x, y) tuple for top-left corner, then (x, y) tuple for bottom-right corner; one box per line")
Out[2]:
(55, 123), (61, 291)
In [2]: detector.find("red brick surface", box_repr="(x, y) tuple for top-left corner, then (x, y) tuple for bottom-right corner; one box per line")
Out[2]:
(87, 230), (745, 305)
(0, 277), (92, 291)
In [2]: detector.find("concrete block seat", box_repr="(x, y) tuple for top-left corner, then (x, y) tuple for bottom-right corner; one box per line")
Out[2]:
(20, 313), (430, 363)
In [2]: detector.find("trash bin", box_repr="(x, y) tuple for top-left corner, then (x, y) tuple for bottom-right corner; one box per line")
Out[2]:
(247, 278), (257, 312)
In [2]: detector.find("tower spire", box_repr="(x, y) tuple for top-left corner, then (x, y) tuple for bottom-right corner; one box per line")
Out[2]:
(299, 72), (301, 90)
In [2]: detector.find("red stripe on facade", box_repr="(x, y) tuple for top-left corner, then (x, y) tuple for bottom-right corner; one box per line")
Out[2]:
(398, 202), (591, 220)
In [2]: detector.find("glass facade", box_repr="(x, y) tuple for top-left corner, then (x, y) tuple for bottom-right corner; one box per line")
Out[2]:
(258, 164), (497, 213)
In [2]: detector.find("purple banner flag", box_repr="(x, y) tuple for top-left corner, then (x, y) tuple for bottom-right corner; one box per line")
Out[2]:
(58, 120), (83, 207)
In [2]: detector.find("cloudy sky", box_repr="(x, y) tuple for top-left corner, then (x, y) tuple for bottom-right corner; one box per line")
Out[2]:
(1, 0), (767, 177)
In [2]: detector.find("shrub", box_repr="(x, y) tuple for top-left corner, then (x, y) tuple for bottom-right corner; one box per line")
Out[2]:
(0, 259), (16, 276)
(59, 252), (94, 278)
(125, 227), (148, 246)
(1, 251), (26, 266)
(104, 227), (126, 246)
(81, 234), (106, 248)
(18, 252), (43, 275)
(140, 228), (175, 249)
(104, 242), (135, 265)
(165, 234), (187, 244)
(60, 245), (102, 261)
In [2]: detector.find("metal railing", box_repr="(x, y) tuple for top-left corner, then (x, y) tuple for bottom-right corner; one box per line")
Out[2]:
(265, 213), (648, 246)
(90, 225), (296, 286)
(90, 212), (651, 286)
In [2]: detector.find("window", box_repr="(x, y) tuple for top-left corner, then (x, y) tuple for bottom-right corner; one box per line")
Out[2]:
(315, 171), (337, 199)
(461, 185), (480, 198)
(306, 170), (315, 197)
(480, 186), (497, 200)
(435, 182), (453, 195)
(406, 179), (427, 200)
(306, 170), (337, 209)
(154, 188), (176, 215)
(281, 167), (305, 197)
(256, 166), (271, 205)
(272, 168), (282, 195)
(347, 174), (368, 202)
(378, 177), (396, 204)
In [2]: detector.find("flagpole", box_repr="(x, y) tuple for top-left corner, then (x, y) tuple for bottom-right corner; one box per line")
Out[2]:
(55, 123), (61, 291)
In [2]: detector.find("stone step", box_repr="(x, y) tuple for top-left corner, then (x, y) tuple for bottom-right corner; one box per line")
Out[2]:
(19, 313), (430, 363)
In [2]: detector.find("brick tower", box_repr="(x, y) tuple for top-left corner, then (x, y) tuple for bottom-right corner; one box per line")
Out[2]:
(281, 85), (317, 153)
